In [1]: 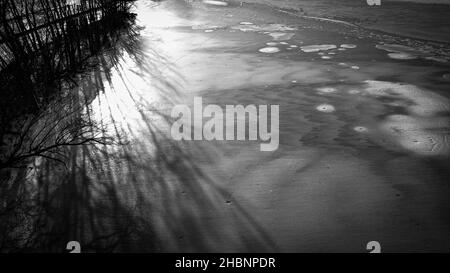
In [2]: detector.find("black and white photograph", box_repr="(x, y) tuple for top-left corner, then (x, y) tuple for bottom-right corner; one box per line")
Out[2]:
(0, 0), (449, 258)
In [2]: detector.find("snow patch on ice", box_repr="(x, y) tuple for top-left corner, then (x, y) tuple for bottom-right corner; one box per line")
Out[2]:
(348, 89), (360, 95)
(340, 44), (357, 49)
(317, 87), (337, 93)
(363, 81), (450, 156)
(259, 47), (280, 53)
(232, 24), (297, 32)
(269, 32), (295, 41)
(375, 43), (425, 61)
(192, 24), (222, 30)
(203, 0), (228, 6)
(387, 52), (417, 60)
(301, 44), (337, 53)
(425, 56), (448, 63)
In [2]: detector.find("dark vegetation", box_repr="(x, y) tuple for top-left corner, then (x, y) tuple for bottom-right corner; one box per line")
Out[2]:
(0, 0), (134, 170)
(0, 0), (275, 253)
(0, 0), (139, 251)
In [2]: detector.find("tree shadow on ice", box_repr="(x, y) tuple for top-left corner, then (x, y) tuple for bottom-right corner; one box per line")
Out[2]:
(0, 5), (276, 252)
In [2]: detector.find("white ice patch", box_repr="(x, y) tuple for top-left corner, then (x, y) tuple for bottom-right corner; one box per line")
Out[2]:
(380, 115), (450, 156)
(266, 42), (278, 46)
(387, 52), (417, 60)
(340, 44), (357, 49)
(348, 89), (360, 95)
(351, 66), (360, 70)
(376, 44), (420, 60)
(269, 32), (295, 41)
(376, 44), (415, 53)
(364, 80), (450, 116)
(240, 22), (253, 25)
(425, 56), (448, 63)
(232, 24), (297, 33)
(321, 56), (332, 60)
(363, 81), (450, 156)
(316, 104), (336, 113)
(300, 44), (337, 53)
(289, 45), (298, 48)
(231, 24), (296, 41)
(317, 87), (337, 93)
(259, 47), (280, 53)
(203, 0), (228, 6)
(192, 24), (222, 30)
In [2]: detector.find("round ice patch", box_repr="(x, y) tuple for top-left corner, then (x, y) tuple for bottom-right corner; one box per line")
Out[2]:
(316, 104), (336, 113)
(354, 126), (369, 133)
